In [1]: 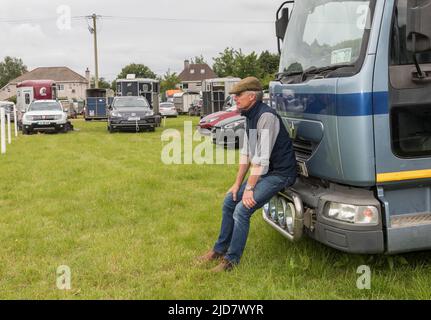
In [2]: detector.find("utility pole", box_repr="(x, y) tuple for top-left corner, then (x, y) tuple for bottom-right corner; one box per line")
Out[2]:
(88, 14), (100, 88)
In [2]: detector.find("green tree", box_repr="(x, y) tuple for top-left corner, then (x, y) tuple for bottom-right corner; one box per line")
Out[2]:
(90, 77), (111, 89)
(7, 95), (17, 104)
(0, 56), (27, 88)
(111, 80), (117, 92)
(190, 55), (207, 64)
(212, 48), (237, 78)
(116, 63), (157, 80)
(159, 70), (180, 96)
(258, 51), (280, 76)
(258, 51), (280, 89)
(213, 48), (263, 79)
(235, 50), (263, 79)
(212, 48), (280, 88)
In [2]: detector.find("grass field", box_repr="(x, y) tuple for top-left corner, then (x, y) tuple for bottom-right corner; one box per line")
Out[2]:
(0, 116), (431, 299)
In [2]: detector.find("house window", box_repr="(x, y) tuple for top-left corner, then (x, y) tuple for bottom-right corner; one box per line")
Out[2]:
(183, 83), (189, 89)
(200, 69), (205, 74)
(58, 84), (64, 91)
(190, 69), (195, 74)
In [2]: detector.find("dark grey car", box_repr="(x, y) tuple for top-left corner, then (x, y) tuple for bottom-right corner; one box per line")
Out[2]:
(107, 96), (160, 133)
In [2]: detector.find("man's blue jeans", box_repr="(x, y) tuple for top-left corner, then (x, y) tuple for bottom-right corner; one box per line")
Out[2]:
(213, 174), (295, 265)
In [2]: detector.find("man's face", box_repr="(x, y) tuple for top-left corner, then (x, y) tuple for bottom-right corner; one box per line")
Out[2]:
(234, 91), (256, 111)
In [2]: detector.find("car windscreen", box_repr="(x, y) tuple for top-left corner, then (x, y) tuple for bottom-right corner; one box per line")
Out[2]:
(28, 102), (62, 111)
(113, 98), (149, 108)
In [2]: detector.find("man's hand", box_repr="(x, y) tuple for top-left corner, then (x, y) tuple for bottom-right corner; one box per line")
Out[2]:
(228, 184), (241, 201)
(242, 190), (257, 209)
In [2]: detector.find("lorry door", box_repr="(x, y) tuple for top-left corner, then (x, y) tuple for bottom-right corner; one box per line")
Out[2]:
(373, 0), (431, 253)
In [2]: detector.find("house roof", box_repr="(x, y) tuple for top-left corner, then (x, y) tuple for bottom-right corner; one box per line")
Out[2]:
(178, 63), (217, 82)
(9, 67), (88, 85)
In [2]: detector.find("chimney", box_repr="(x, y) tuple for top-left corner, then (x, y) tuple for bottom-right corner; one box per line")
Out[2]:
(184, 60), (190, 70)
(85, 68), (91, 88)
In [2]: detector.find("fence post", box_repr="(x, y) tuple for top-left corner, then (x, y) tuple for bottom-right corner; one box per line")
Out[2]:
(7, 112), (11, 144)
(1, 107), (6, 154)
(13, 104), (18, 137)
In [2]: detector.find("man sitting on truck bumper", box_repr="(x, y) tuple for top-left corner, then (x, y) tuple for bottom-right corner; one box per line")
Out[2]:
(197, 77), (297, 272)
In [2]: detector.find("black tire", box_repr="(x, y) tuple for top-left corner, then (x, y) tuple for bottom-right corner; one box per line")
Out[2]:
(108, 125), (116, 133)
(22, 128), (30, 135)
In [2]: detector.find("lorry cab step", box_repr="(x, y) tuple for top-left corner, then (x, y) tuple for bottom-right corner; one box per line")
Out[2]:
(391, 213), (431, 228)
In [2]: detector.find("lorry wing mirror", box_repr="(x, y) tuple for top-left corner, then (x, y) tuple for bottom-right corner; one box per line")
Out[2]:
(406, 0), (431, 80)
(276, 1), (294, 55)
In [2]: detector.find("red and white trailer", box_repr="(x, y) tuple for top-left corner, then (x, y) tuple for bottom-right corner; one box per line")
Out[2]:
(16, 80), (57, 112)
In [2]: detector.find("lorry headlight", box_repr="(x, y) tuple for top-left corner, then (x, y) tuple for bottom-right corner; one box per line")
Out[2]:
(111, 112), (122, 118)
(54, 115), (62, 120)
(24, 115), (33, 121)
(267, 199), (278, 222)
(325, 202), (379, 225)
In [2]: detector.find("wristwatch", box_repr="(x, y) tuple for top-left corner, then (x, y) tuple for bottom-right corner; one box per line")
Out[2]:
(245, 184), (255, 192)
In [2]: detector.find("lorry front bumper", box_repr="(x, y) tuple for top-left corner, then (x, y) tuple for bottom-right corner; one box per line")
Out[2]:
(310, 221), (385, 254)
(268, 178), (386, 254)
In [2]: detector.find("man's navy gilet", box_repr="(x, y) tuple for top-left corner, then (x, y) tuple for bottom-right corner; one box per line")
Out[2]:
(242, 101), (297, 179)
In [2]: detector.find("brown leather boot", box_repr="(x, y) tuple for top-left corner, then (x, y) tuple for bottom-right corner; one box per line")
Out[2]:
(195, 250), (224, 265)
(210, 258), (235, 272)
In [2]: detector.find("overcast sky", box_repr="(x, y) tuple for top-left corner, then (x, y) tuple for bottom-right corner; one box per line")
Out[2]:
(0, 0), (283, 81)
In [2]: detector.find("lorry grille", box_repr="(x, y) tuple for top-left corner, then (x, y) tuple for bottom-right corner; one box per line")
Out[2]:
(293, 139), (313, 161)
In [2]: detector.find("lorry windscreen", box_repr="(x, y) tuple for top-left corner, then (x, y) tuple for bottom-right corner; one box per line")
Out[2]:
(279, 0), (375, 76)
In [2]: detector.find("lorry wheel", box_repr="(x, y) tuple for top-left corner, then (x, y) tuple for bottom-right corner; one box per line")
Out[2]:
(108, 125), (116, 133)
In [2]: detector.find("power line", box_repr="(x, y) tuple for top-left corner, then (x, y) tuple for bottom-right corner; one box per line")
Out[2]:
(0, 15), (272, 25)
(102, 15), (272, 24)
